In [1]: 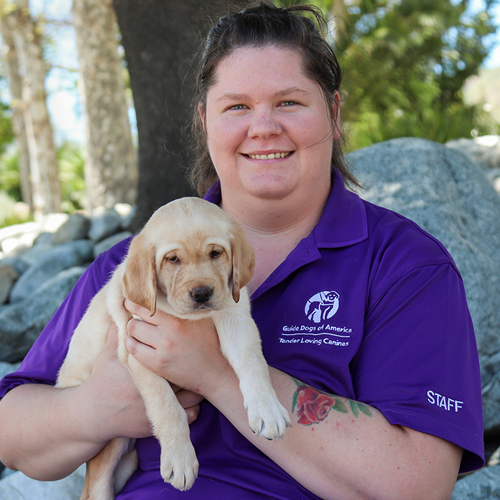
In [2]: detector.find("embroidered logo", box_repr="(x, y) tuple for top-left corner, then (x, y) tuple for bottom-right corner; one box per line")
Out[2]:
(305, 291), (340, 323)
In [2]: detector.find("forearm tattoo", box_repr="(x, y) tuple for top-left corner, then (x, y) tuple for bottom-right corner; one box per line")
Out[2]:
(291, 377), (372, 426)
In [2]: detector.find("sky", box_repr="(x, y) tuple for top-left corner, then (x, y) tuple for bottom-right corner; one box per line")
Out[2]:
(30, 0), (500, 145)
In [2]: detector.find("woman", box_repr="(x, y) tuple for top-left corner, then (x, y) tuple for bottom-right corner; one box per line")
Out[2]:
(0, 2), (484, 499)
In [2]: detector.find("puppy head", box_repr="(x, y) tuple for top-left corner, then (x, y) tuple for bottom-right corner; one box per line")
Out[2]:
(122, 198), (255, 317)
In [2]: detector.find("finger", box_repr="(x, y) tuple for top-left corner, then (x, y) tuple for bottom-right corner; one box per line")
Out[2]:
(126, 316), (157, 347)
(176, 389), (205, 409)
(124, 298), (159, 324)
(125, 331), (156, 358)
(185, 404), (201, 425)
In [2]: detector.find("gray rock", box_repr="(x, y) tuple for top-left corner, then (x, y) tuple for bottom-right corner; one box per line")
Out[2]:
(9, 240), (93, 304)
(52, 213), (90, 246)
(451, 465), (500, 499)
(20, 239), (54, 266)
(348, 137), (500, 434)
(0, 466), (85, 500)
(0, 361), (22, 380)
(32, 232), (53, 247)
(93, 231), (132, 258)
(446, 135), (500, 171)
(0, 257), (30, 277)
(89, 209), (123, 243)
(0, 266), (87, 363)
(0, 265), (19, 304)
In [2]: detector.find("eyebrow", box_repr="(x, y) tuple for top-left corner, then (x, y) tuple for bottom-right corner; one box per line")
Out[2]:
(216, 87), (311, 102)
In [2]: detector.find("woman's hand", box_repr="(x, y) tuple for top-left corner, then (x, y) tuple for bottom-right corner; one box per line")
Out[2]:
(124, 299), (234, 400)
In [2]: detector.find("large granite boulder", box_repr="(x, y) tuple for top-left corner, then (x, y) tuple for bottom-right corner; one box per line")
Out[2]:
(348, 137), (500, 435)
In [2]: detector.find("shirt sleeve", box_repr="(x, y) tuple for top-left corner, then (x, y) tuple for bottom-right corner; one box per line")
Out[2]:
(351, 262), (484, 473)
(0, 237), (131, 398)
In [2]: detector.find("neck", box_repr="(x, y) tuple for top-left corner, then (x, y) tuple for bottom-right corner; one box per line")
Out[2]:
(221, 189), (330, 296)
(220, 187), (329, 236)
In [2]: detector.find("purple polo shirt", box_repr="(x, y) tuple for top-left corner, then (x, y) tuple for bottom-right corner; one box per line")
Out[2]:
(0, 169), (484, 498)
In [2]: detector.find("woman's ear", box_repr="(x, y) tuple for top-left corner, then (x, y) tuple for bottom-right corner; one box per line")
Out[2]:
(122, 234), (157, 316)
(331, 90), (341, 141)
(198, 103), (206, 132)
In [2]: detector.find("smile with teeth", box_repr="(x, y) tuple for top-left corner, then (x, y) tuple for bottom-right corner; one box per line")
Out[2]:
(247, 152), (292, 160)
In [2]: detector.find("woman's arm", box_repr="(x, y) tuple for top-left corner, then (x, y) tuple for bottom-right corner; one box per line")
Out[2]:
(125, 301), (462, 500)
(0, 325), (202, 481)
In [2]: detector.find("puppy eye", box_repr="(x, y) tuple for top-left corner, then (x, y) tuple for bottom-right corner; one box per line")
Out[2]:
(210, 250), (222, 259)
(167, 256), (180, 263)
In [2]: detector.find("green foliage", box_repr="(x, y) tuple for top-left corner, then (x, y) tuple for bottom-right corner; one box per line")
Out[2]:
(337, 0), (499, 149)
(57, 141), (86, 213)
(0, 191), (32, 228)
(0, 141), (86, 217)
(0, 101), (14, 155)
(0, 147), (21, 200)
(276, 0), (499, 150)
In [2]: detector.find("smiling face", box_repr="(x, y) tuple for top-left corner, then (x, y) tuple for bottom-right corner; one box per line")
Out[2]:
(201, 46), (339, 207)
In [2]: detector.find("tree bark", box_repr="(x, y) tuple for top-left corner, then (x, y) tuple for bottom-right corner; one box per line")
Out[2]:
(112, 0), (249, 231)
(0, 12), (32, 210)
(2, 0), (61, 217)
(71, 0), (137, 212)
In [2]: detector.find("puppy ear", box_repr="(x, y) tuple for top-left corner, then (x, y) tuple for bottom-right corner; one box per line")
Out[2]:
(122, 234), (157, 316)
(230, 223), (255, 303)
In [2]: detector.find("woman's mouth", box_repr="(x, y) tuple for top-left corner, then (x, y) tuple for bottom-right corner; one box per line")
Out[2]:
(246, 151), (293, 160)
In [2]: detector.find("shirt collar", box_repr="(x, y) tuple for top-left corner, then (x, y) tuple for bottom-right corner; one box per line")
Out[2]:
(313, 168), (368, 248)
(204, 168), (368, 249)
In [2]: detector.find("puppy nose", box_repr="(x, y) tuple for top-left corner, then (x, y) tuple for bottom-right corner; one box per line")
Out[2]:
(190, 286), (213, 303)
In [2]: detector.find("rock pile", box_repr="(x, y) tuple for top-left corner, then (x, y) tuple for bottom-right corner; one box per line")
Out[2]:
(0, 205), (133, 365)
(0, 137), (499, 498)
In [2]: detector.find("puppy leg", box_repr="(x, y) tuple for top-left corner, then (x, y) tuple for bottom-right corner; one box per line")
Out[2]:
(56, 288), (111, 388)
(126, 356), (199, 491)
(81, 437), (133, 500)
(213, 307), (291, 441)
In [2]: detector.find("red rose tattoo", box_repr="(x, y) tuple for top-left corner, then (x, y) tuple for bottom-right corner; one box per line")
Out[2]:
(291, 377), (372, 425)
(296, 385), (335, 425)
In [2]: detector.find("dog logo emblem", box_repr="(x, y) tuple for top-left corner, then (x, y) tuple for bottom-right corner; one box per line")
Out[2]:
(305, 291), (340, 323)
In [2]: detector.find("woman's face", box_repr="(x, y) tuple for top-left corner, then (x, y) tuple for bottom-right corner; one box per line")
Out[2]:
(202, 46), (339, 205)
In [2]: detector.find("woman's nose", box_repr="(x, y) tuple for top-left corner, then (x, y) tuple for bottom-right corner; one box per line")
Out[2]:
(248, 111), (282, 139)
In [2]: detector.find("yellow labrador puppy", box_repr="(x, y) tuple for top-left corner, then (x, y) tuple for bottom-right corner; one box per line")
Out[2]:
(56, 197), (290, 500)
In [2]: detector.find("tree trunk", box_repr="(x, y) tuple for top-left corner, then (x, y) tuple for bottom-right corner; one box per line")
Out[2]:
(0, 13), (32, 210)
(112, 0), (249, 231)
(3, 0), (61, 217)
(330, 0), (350, 45)
(71, 0), (137, 212)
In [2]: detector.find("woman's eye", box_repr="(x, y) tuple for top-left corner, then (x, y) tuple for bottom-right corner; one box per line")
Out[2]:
(228, 104), (246, 110)
(210, 250), (222, 259)
(280, 101), (297, 107)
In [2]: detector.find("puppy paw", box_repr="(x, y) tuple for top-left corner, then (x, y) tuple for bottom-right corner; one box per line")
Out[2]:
(246, 395), (291, 441)
(160, 443), (199, 491)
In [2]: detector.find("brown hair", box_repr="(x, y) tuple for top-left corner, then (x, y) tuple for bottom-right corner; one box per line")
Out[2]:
(189, 0), (360, 196)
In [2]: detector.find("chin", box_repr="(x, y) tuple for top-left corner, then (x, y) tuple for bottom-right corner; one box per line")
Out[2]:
(244, 178), (297, 200)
